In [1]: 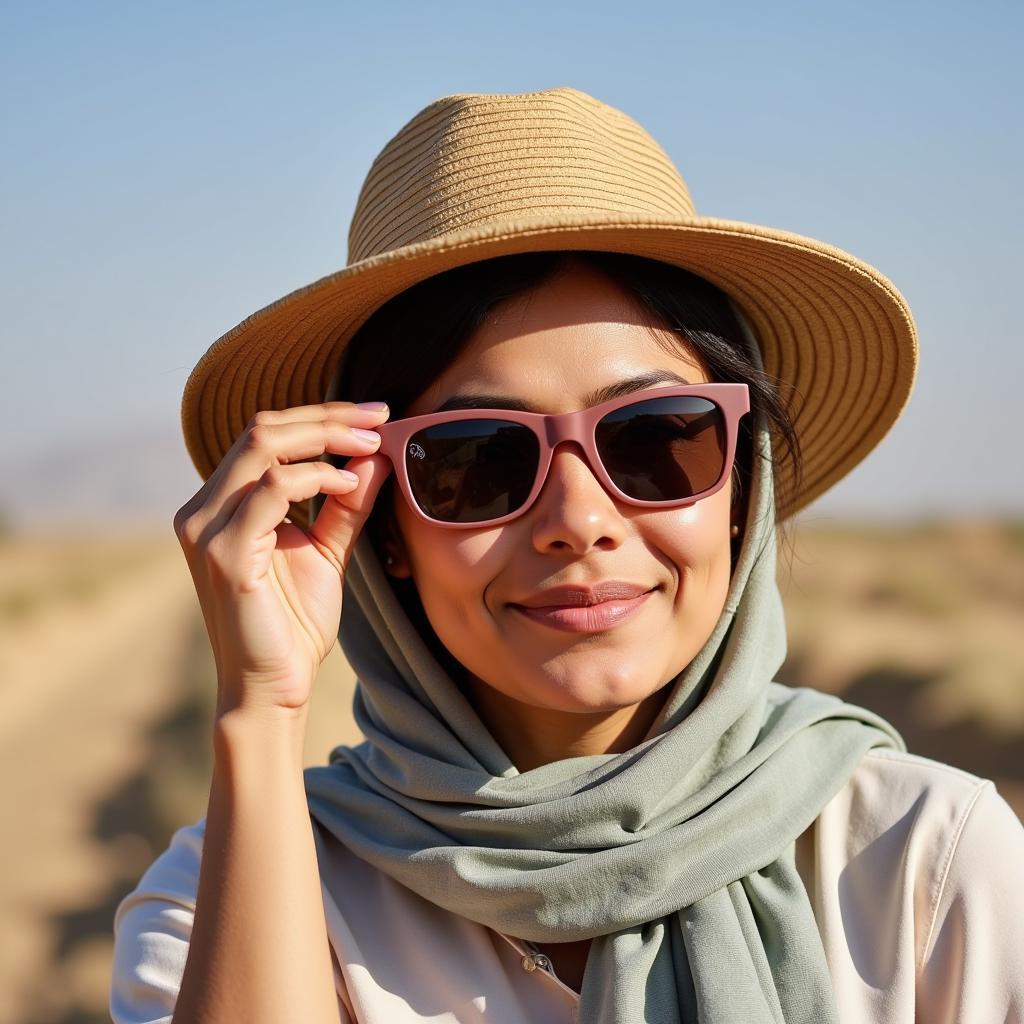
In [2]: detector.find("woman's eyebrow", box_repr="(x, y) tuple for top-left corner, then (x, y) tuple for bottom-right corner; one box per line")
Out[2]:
(432, 369), (694, 414)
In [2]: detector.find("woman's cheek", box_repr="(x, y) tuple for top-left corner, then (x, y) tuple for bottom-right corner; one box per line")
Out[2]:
(656, 491), (733, 568)
(397, 509), (502, 628)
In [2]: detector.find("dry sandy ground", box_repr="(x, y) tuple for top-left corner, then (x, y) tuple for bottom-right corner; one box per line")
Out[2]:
(2, 537), (198, 1023)
(778, 520), (1024, 815)
(0, 535), (359, 1024)
(1, 523), (1021, 1023)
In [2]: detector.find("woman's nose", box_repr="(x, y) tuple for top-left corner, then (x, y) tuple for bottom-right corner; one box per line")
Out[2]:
(527, 443), (629, 555)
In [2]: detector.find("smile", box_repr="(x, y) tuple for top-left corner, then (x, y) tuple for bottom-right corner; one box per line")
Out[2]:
(510, 589), (656, 633)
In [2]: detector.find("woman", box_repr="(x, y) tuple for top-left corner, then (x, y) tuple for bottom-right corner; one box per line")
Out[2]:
(111, 88), (1024, 1023)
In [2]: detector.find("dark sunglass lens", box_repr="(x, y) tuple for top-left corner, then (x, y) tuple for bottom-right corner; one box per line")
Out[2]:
(406, 420), (539, 523)
(596, 396), (727, 501)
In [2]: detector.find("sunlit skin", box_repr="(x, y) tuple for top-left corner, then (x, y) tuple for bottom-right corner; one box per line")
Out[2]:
(380, 260), (740, 774)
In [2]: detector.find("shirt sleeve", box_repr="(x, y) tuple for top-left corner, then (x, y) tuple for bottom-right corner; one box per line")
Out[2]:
(109, 820), (204, 1024)
(916, 780), (1024, 1023)
(109, 817), (355, 1023)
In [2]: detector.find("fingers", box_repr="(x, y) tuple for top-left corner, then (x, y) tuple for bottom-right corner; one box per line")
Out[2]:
(225, 459), (366, 555)
(170, 401), (395, 711)
(181, 403), (390, 536)
(307, 452), (394, 572)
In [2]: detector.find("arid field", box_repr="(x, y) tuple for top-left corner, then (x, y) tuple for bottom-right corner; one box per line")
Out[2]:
(1, 520), (1021, 1024)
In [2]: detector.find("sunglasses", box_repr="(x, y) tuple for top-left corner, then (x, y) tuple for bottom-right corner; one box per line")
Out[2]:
(352, 383), (750, 529)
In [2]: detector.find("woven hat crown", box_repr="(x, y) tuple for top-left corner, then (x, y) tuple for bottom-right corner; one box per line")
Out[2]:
(348, 87), (696, 264)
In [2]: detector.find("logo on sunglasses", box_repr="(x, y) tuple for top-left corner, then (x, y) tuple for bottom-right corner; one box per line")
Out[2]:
(408, 442), (427, 461)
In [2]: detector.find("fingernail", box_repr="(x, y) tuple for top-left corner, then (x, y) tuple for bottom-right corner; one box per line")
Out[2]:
(352, 427), (380, 443)
(356, 401), (388, 412)
(337, 468), (359, 483)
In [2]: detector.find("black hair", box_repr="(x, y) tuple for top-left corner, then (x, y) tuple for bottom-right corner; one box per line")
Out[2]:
(324, 250), (802, 674)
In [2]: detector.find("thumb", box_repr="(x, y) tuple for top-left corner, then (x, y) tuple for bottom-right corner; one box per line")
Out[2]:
(308, 452), (393, 573)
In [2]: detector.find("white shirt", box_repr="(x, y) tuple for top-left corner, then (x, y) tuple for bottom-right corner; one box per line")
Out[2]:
(110, 748), (1024, 1023)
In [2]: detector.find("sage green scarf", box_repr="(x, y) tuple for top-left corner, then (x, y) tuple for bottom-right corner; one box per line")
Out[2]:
(304, 417), (906, 1023)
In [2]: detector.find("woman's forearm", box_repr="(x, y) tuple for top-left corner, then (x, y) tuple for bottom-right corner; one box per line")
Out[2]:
(172, 707), (340, 1024)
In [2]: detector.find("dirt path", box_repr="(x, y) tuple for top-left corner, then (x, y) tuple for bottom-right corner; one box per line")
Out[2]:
(1, 541), (199, 1023)
(1, 538), (360, 1023)
(1, 536), (364, 1024)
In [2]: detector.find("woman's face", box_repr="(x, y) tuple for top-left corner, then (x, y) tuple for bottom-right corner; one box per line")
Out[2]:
(383, 261), (737, 717)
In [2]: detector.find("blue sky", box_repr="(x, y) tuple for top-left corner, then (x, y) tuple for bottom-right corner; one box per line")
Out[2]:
(2, 0), (1021, 520)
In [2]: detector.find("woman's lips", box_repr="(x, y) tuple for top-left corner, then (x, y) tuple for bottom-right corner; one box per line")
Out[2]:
(510, 589), (655, 633)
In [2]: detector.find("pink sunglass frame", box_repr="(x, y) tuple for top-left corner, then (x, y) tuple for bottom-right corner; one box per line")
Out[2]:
(371, 383), (751, 529)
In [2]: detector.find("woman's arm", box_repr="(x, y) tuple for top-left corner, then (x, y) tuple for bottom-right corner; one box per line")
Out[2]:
(171, 707), (340, 1024)
(157, 399), (390, 1022)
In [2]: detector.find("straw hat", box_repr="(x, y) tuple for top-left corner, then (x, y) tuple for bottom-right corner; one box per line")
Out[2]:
(181, 86), (917, 528)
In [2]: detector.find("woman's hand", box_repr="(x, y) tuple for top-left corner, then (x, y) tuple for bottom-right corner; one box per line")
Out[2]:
(173, 401), (392, 718)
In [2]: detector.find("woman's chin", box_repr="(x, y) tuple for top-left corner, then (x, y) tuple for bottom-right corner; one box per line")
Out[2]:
(493, 670), (668, 715)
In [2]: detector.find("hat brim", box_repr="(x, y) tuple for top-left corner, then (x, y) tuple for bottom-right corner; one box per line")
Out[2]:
(181, 213), (917, 528)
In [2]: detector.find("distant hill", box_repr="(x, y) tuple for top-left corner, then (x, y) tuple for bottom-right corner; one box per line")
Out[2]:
(0, 420), (203, 533)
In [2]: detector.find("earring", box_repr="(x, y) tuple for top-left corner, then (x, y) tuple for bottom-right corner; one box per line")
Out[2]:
(384, 554), (395, 566)
(730, 524), (739, 538)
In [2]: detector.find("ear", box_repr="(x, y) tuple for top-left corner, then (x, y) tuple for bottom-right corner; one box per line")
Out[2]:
(728, 465), (749, 548)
